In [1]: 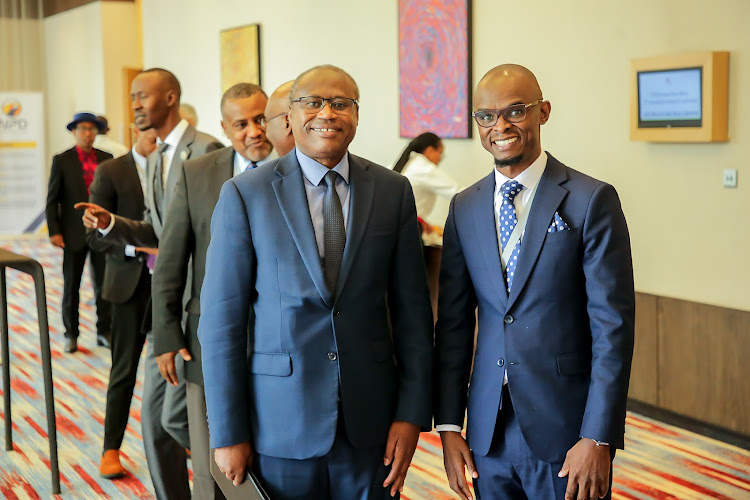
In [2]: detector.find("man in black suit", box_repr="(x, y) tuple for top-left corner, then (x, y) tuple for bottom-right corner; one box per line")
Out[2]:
(86, 127), (158, 479)
(46, 112), (113, 353)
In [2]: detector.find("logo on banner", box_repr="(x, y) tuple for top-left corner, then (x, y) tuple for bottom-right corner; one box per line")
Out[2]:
(1, 99), (27, 130)
(2, 101), (22, 117)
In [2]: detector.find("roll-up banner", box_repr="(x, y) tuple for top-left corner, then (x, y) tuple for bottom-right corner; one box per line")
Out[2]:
(0, 92), (46, 235)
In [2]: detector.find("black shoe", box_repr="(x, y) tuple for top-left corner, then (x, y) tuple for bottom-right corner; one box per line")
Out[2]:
(64, 338), (78, 353)
(97, 334), (111, 349)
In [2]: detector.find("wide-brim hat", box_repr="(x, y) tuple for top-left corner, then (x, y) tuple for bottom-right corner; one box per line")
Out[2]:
(66, 112), (105, 132)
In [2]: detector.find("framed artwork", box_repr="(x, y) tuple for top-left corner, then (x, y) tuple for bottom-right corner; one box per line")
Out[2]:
(220, 24), (261, 92)
(399, 0), (472, 138)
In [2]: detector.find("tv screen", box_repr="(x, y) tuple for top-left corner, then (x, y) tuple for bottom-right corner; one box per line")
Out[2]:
(637, 67), (703, 128)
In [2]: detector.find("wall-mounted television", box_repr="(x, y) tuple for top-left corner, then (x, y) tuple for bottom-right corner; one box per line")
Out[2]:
(630, 52), (729, 143)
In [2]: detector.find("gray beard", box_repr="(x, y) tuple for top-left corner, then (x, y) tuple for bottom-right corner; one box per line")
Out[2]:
(495, 154), (524, 167)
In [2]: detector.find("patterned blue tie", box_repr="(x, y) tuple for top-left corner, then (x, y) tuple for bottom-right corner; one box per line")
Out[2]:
(498, 180), (524, 293)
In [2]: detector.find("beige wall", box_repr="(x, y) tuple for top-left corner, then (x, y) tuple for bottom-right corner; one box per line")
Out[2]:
(136, 0), (749, 311)
(100, 1), (140, 145)
(44, 2), (105, 156)
(44, 1), (138, 157)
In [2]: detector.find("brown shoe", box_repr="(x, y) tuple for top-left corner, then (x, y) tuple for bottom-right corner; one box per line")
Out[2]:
(100, 449), (127, 479)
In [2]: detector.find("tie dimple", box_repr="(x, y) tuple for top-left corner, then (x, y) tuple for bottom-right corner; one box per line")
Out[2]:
(498, 180), (523, 293)
(323, 170), (346, 294)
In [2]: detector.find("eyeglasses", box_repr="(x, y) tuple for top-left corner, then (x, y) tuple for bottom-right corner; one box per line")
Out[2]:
(259, 112), (287, 127)
(472, 99), (544, 128)
(291, 96), (359, 114)
(75, 125), (99, 134)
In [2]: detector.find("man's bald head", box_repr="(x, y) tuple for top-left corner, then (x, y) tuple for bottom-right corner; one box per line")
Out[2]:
(264, 80), (295, 157)
(474, 64), (542, 108)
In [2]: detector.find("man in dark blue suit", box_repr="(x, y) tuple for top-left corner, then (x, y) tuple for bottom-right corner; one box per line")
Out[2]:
(199, 65), (434, 499)
(434, 64), (635, 500)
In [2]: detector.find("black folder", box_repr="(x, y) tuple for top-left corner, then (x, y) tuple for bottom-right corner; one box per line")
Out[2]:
(209, 449), (270, 499)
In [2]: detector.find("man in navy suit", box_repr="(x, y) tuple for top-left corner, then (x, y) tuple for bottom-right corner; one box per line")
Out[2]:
(199, 65), (434, 499)
(434, 64), (634, 500)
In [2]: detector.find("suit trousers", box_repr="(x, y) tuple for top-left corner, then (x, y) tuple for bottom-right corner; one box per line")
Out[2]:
(141, 330), (190, 500)
(186, 381), (227, 500)
(61, 244), (111, 339)
(253, 412), (396, 500)
(472, 385), (613, 500)
(102, 267), (150, 451)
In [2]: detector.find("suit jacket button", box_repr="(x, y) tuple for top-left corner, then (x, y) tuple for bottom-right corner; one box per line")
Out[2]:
(327, 352), (337, 361)
(504, 315), (514, 324)
(334, 310), (341, 316)
(497, 358), (504, 367)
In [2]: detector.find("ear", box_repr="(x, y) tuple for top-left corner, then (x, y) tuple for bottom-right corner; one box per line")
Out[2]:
(539, 100), (551, 125)
(220, 120), (228, 136)
(166, 89), (178, 108)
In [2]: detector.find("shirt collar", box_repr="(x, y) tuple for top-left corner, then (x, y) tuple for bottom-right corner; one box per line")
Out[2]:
(131, 146), (147, 170)
(493, 150), (547, 195)
(159, 119), (190, 149)
(234, 151), (253, 173)
(295, 148), (350, 186)
(76, 145), (96, 158)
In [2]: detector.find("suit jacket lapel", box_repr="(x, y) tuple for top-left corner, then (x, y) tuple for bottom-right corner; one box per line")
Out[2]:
(334, 154), (374, 304)
(471, 172), (507, 307)
(506, 155), (568, 310)
(272, 154), (332, 306)
(166, 125), (196, 205)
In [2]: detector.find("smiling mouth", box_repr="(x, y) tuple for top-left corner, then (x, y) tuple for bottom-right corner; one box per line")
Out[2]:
(311, 128), (340, 133)
(493, 137), (518, 148)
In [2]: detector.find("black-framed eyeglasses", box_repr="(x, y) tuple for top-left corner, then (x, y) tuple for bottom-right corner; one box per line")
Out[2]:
(259, 112), (287, 127)
(291, 96), (359, 114)
(472, 99), (544, 128)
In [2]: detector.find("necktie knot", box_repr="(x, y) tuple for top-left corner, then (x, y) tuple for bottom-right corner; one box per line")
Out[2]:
(157, 142), (169, 155)
(501, 180), (523, 202)
(324, 170), (339, 188)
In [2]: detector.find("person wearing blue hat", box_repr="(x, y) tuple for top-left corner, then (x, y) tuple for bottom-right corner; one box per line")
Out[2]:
(45, 111), (113, 354)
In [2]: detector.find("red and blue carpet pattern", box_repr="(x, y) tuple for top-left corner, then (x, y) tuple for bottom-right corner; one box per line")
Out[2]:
(1, 236), (749, 499)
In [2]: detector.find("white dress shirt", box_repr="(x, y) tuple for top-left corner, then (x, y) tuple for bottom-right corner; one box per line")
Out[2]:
(400, 152), (460, 223)
(232, 151), (274, 177)
(132, 146), (148, 195)
(436, 151), (547, 434)
(158, 118), (189, 186)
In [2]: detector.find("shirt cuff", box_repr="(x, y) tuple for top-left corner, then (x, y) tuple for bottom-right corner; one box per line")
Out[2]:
(125, 244), (136, 257)
(98, 214), (115, 236)
(436, 424), (463, 433)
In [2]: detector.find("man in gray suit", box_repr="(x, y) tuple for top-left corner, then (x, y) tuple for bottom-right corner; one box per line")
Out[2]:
(78, 67), (223, 499)
(200, 65), (434, 499)
(149, 83), (271, 499)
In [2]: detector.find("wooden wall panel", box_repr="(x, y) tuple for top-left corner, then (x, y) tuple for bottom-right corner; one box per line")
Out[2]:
(658, 297), (750, 435)
(43, 0), (131, 18)
(629, 292), (659, 405)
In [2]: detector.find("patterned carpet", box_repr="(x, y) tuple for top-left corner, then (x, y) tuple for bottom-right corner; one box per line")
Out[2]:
(1, 236), (749, 499)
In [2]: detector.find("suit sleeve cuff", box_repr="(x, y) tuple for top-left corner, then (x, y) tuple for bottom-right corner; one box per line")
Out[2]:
(99, 215), (115, 236)
(436, 424), (463, 433)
